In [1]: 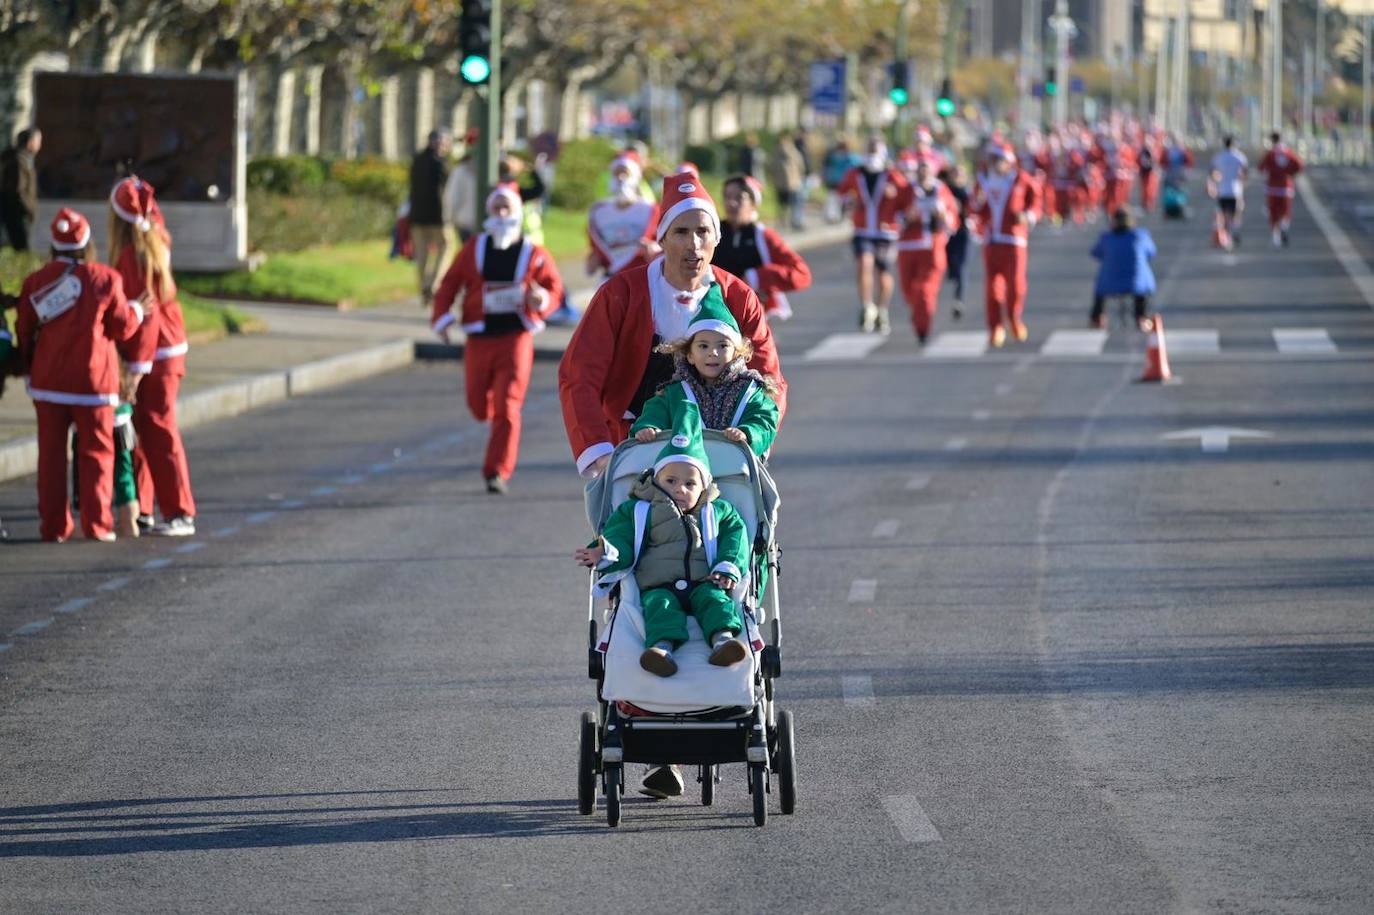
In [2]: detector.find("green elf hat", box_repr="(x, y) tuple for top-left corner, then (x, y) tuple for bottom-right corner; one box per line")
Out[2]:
(652, 398), (712, 485)
(683, 286), (743, 348)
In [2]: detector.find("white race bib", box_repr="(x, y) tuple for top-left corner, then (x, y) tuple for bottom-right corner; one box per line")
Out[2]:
(32, 272), (82, 324)
(482, 282), (525, 314)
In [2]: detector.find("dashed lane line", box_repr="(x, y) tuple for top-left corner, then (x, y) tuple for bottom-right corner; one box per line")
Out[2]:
(1165, 329), (1221, 355)
(1041, 329), (1108, 356)
(368, 462), (392, 475)
(1297, 173), (1374, 310)
(245, 511), (277, 525)
(212, 526), (239, 538)
(944, 437), (968, 451)
(142, 558), (174, 571)
(338, 474), (365, 485)
(1273, 327), (1337, 354)
(881, 795), (943, 843)
(905, 474), (932, 492)
(922, 330), (987, 358)
(842, 675), (876, 708)
(54, 597), (94, 615)
(97, 577), (130, 592)
(871, 519), (900, 539)
(972, 409), (991, 421)
(310, 486), (337, 497)
(847, 579), (877, 603)
(12, 619), (53, 637)
(995, 382), (1013, 396)
(174, 542), (206, 554)
(280, 499), (305, 510)
(802, 332), (888, 362)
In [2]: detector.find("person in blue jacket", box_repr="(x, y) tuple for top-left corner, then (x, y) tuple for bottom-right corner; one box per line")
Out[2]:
(1090, 207), (1157, 332)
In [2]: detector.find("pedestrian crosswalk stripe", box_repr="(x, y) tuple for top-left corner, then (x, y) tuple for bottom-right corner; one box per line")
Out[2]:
(881, 795), (943, 843)
(1165, 329), (1221, 355)
(1040, 329), (1108, 355)
(848, 579), (877, 603)
(922, 330), (987, 357)
(802, 332), (887, 362)
(1273, 327), (1337, 353)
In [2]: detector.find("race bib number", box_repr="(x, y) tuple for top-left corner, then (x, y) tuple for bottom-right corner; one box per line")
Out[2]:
(482, 282), (525, 314)
(32, 273), (82, 324)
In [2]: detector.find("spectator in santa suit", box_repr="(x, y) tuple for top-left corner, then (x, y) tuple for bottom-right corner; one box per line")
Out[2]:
(586, 149), (661, 280)
(16, 208), (144, 542)
(1257, 131), (1304, 248)
(431, 183), (564, 494)
(109, 177), (197, 536)
(711, 174), (812, 322)
(836, 136), (912, 335)
(559, 172), (785, 481)
(896, 159), (958, 344)
(973, 143), (1039, 348)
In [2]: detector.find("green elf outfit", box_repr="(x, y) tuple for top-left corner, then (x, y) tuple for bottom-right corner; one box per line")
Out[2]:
(593, 404), (751, 668)
(630, 293), (779, 457)
(112, 401), (138, 511)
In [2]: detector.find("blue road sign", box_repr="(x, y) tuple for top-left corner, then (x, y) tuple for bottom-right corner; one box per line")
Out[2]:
(810, 60), (846, 116)
(1070, 76), (1086, 93)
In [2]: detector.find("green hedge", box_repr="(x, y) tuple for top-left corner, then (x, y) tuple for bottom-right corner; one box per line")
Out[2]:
(247, 187), (395, 254)
(0, 249), (43, 296)
(246, 156), (329, 195)
(549, 137), (620, 210)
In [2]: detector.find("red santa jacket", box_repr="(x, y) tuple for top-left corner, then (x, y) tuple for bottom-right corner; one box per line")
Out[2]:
(1258, 146), (1304, 198)
(1104, 143), (1138, 182)
(587, 197), (660, 275)
(431, 234), (563, 337)
(1050, 150), (1088, 191)
(897, 181), (959, 252)
(973, 169), (1040, 247)
(837, 166), (912, 238)
(713, 223), (812, 320)
(558, 264), (785, 474)
(17, 257), (143, 406)
(113, 243), (188, 376)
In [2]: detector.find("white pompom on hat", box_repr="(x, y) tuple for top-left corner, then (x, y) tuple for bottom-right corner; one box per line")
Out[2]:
(110, 176), (157, 232)
(655, 172), (721, 242)
(51, 207), (92, 251)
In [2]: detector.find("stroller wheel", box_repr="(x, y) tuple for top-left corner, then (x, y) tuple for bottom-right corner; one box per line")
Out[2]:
(604, 764), (622, 827)
(699, 764), (716, 806)
(749, 764), (768, 827)
(775, 709), (797, 815)
(577, 711), (597, 815)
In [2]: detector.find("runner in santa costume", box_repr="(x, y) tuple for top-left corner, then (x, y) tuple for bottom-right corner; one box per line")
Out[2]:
(586, 149), (660, 280)
(559, 172), (785, 480)
(1047, 133), (1087, 226)
(1257, 131), (1304, 248)
(896, 159), (958, 343)
(1137, 130), (1164, 212)
(836, 137), (912, 334)
(16, 208), (144, 542)
(711, 174), (812, 321)
(432, 182), (564, 493)
(972, 143), (1039, 348)
(1100, 132), (1138, 217)
(109, 176), (196, 536)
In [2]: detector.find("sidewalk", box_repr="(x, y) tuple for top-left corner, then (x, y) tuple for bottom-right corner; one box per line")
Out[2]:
(0, 219), (850, 483)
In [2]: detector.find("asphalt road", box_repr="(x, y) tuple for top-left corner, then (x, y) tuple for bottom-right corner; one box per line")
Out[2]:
(1, 175), (1371, 913)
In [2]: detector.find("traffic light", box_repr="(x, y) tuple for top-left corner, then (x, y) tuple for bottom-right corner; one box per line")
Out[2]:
(935, 78), (956, 118)
(459, 0), (493, 85)
(1044, 66), (1058, 97)
(887, 61), (909, 107)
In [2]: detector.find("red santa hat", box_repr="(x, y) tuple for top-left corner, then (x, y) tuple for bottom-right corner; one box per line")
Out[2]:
(993, 143), (1017, 162)
(51, 207), (91, 251)
(486, 181), (523, 218)
(655, 172), (721, 242)
(676, 161), (700, 177)
(914, 126), (933, 144)
(610, 148), (642, 179)
(733, 174), (765, 204)
(111, 176), (158, 233)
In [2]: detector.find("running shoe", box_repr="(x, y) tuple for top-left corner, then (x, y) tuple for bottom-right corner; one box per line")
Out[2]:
(639, 765), (685, 799)
(989, 326), (1007, 348)
(149, 516), (195, 537)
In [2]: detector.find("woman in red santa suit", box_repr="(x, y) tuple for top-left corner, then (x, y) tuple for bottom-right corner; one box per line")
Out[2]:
(17, 208), (144, 541)
(710, 174), (812, 322)
(109, 176), (196, 536)
(559, 172), (785, 481)
(896, 159), (958, 343)
(586, 149), (660, 280)
(836, 136), (911, 334)
(973, 144), (1039, 348)
(431, 183), (564, 493)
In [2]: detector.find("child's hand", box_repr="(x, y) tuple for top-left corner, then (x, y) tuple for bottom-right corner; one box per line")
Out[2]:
(574, 542), (605, 567)
(634, 427), (659, 442)
(722, 427), (748, 443)
(709, 572), (737, 591)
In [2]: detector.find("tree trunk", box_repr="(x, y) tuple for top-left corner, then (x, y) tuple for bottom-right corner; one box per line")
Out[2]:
(302, 64), (324, 156)
(272, 64), (296, 157)
(558, 76), (585, 140)
(379, 74), (400, 160)
(412, 66), (435, 152)
(132, 27), (159, 72)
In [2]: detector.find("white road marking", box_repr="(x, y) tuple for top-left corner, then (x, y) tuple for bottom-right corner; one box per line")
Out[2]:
(174, 542), (206, 554)
(1273, 328), (1337, 354)
(339, 474), (365, 485)
(368, 462), (392, 474)
(245, 511), (276, 524)
(881, 795), (943, 843)
(55, 598), (94, 615)
(280, 499), (305, 509)
(922, 331), (987, 358)
(1298, 174), (1374, 309)
(995, 382), (1013, 396)
(905, 474), (932, 491)
(871, 519), (900, 539)
(212, 526), (239, 538)
(311, 485), (337, 497)
(1013, 356), (1034, 373)
(848, 579), (877, 603)
(97, 577), (130, 592)
(944, 437), (968, 451)
(1164, 329), (1220, 355)
(841, 675), (876, 708)
(143, 558), (174, 570)
(802, 333), (887, 362)
(1040, 329), (1108, 356)
(1161, 426), (1273, 454)
(972, 409), (991, 421)
(13, 619), (53, 637)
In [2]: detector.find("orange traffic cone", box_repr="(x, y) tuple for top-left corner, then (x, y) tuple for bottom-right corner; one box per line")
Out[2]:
(1140, 312), (1172, 382)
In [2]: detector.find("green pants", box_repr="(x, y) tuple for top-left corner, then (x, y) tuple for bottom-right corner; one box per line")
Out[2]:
(113, 403), (137, 508)
(642, 582), (742, 650)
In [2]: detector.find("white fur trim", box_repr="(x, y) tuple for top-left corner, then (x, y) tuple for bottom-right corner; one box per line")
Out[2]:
(126, 360), (153, 374)
(687, 318), (742, 347)
(26, 383), (119, 407)
(154, 341), (189, 360)
(128, 299), (145, 325)
(432, 311), (457, 336)
(656, 198), (720, 242)
(652, 453), (710, 482)
(51, 223), (91, 251)
(576, 441), (615, 477)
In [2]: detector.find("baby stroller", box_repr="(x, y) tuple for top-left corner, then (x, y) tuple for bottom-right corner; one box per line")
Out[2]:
(1162, 178), (1189, 220)
(577, 430), (794, 827)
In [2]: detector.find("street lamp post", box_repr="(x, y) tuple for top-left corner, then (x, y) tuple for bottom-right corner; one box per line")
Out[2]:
(1048, 0), (1074, 127)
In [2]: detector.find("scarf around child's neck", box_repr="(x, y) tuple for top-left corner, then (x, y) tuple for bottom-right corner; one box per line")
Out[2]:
(668, 354), (763, 432)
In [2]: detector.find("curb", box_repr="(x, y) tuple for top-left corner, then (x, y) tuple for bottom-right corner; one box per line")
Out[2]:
(0, 339), (416, 485)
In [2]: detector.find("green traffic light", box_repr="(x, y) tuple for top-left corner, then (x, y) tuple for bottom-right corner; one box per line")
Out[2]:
(889, 87), (909, 106)
(460, 54), (491, 84)
(1044, 81), (1058, 97)
(935, 97), (955, 117)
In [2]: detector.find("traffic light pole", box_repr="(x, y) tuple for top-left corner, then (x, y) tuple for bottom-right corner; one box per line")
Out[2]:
(471, 0), (502, 230)
(890, 0), (910, 152)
